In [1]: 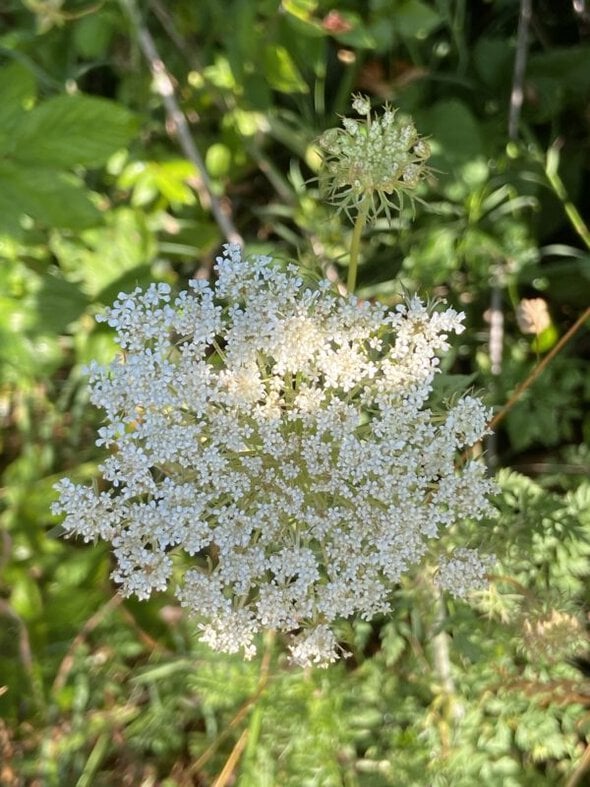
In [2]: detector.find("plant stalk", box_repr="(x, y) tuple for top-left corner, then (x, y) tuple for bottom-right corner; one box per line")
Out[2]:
(545, 141), (590, 250)
(347, 199), (370, 294)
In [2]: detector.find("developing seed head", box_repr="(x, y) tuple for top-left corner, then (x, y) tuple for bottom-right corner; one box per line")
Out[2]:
(318, 95), (431, 222)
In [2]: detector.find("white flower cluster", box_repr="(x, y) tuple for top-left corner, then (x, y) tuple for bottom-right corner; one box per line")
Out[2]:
(434, 548), (494, 600)
(53, 244), (495, 667)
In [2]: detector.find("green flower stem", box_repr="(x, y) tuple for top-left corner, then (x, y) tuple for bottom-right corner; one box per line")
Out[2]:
(347, 198), (370, 294)
(545, 141), (590, 250)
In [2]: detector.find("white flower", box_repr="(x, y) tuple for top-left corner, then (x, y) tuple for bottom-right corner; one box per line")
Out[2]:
(435, 548), (495, 599)
(289, 624), (342, 668)
(53, 244), (495, 666)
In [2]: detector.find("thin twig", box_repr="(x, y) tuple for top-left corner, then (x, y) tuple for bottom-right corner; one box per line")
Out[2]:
(52, 591), (174, 695)
(508, 0), (533, 140)
(148, 0), (198, 69)
(566, 739), (590, 787)
(487, 305), (590, 433)
(52, 594), (123, 694)
(192, 632), (274, 777)
(122, 0), (243, 246)
(212, 728), (249, 787)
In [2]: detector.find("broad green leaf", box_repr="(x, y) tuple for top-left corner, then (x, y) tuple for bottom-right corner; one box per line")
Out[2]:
(33, 273), (90, 334)
(474, 37), (513, 90)
(0, 62), (36, 134)
(73, 13), (115, 58)
(394, 0), (442, 39)
(424, 99), (484, 168)
(119, 159), (197, 207)
(0, 162), (101, 232)
(528, 45), (590, 100)
(11, 94), (138, 168)
(524, 76), (564, 122)
(204, 56), (237, 90)
(155, 160), (198, 202)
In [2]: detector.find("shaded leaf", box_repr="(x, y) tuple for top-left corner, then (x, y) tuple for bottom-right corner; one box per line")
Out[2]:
(33, 273), (90, 334)
(0, 161), (101, 231)
(11, 94), (138, 168)
(0, 62), (36, 133)
(394, 0), (442, 39)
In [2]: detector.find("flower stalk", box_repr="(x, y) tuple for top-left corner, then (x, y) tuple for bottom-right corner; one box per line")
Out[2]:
(347, 197), (370, 293)
(318, 94), (432, 292)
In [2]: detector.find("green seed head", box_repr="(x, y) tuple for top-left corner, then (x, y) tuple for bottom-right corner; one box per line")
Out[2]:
(318, 94), (431, 222)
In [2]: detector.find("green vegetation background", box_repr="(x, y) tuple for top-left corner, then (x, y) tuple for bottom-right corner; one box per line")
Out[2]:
(1, 1), (589, 784)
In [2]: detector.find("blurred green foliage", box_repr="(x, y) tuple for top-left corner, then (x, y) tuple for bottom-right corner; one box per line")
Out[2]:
(1, 0), (589, 784)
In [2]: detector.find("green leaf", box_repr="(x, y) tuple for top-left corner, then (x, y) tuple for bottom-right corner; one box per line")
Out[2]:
(530, 323), (558, 353)
(33, 273), (90, 334)
(528, 45), (590, 102)
(282, 0), (318, 22)
(473, 37), (513, 91)
(11, 94), (138, 168)
(0, 161), (101, 232)
(0, 160), (101, 234)
(263, 45), (308, 93)
(394, 0), (443, 39)
(424, 99), (484, 169)
(73, 13), (116, 59)
(119, 159), (198, 207)
(0, 62), (36, 133)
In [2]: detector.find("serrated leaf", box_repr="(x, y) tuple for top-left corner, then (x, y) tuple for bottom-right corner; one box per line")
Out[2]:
(33, 274), (90, 333)
(11, 94), (138, 168)
(0, 161), (101, 232)
(0, 62), (36, 135)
